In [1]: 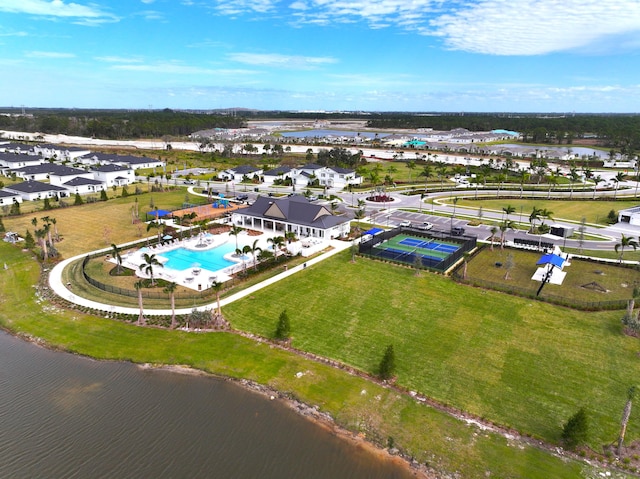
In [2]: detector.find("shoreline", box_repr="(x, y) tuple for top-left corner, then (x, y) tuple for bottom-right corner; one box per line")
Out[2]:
(7, 328), (434, 478)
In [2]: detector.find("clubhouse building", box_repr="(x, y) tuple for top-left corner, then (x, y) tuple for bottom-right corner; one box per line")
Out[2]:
(232, 195), (351, 239)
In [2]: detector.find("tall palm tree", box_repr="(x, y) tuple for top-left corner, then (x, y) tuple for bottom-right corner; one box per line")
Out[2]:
(210, 280), (224, 317)
(353, 208), (365, 235)
(499, 220), (514, 250)
(268, 236), (285, 260)
(139, 253), (162, 286)
(147, 220), (164, 243)
(248, 239), (262, 270)
(229, 224), (244, 253)
(615, 234), (638, 263)
(163, 281), (178, 328)
(35, 228), (48, 260)
(111, 243), (123, 274)
(618, 386), (637, 455)
(490, 226), (498, 251)
(134, 280), (145, 326)
(502, 204), (516, 221)
(529, 206), (544, 233)
(613, 171), (626, 200)
(518, 170), (529, 198)
(418, 165), (433, 193)
(592, 175), (604, 199)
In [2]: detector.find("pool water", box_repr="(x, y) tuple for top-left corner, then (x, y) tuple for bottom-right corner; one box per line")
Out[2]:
(159, 242), (239, 272)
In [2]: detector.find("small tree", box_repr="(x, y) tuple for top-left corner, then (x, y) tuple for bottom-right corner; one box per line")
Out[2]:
(74, 193), (83, 205)
(0, 217), (5, 233)
(561, 408), (589, 449)
(274, 309), (291, 340)
(100, 189), (108, 201)
(24, 229), (35, 249)
(43, 197), (52, 210)
(618, 386), (637, 455)
(378, 344), (396, 380)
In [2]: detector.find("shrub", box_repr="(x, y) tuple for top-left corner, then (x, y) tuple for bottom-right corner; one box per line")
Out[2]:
(274, 309), (291, 340)
(378, 344), (396, 380)
(561, 408), (589, 449)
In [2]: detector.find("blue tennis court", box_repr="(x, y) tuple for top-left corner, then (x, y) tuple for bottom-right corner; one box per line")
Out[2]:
(381, 247), (447, 262)
(399, 237), (459, 254)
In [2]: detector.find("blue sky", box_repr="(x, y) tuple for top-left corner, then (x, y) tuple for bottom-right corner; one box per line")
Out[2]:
(1, 0), (640, 112)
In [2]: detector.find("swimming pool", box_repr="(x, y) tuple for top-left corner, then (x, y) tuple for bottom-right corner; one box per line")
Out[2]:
(158, 242), (239, 272)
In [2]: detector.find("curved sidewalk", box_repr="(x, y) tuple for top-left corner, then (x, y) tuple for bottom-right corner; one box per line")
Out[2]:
(49, 239), (353, 316)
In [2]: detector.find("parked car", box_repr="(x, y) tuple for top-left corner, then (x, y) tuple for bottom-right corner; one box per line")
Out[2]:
(307, 195), (318, 202)
(184, 179), (196, 185)
(236, 194), (249, 201)
(451, 226), (466, 236)
(399, 220), (412, 227)
(417, 222), (434, 230)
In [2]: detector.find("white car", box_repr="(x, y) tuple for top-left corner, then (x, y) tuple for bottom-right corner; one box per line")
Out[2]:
(399, 220), (411, 227)
(417, 222), (434, 230)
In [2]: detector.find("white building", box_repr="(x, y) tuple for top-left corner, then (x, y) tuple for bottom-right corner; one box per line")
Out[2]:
(91, 164), (135, 187)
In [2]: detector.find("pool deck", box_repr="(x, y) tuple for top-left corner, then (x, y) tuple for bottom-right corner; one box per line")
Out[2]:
(49, 236), (352, 317)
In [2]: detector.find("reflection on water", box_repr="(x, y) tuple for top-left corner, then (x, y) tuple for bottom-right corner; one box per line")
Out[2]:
(0, 331), (413, 478)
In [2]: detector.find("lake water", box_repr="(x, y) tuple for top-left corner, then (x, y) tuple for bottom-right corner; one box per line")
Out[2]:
(0, 331), (413, 478)
(281, 129), (389, 139)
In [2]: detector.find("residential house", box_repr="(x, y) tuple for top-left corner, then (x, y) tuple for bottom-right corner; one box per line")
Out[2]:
(0, 152), (44, 173)
(63, 177), (106, 196)
(218, 165), (263, 182)
(0, 189), (22, 206)
(262, 166), (293, 186)
(91, 164), (135, 187)
(33, 144), (91, 161)
(4, 180), (69, 201)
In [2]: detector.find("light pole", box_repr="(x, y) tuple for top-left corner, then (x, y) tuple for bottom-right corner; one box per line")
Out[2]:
(450, 197), (458, 230)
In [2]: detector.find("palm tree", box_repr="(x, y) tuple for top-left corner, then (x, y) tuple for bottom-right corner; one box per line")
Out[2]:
(353, 208), (365, 235)
(613, 171), (626, 200)
(591, 175), (604, 199)
(139, 253), (162, 286)
(502, 204), (516, 221)
(210, 280), (224, 317)
(284, 231), (297, 244)
(518, 170), (529, 198)
(268, 236), (286, 260)
(495, 173), (507, 198)
(406, 160), (416, 182)
(111, 243), (123, 274)
(147, 220), (164, 243)
(229, 224), (244, 253)
(615, 234), (638, 263)
(35, 228), (48, 260)
(568, 166), (581, 199)
(490, 226), (498, 251)
(529, 206), (542, 233)
(499, 220), (514, 250)
(163, 281), (178, 328)
(418, 165), (433, 193)
(134, 280), (146, 326)
(618, 386), (637, 455)
(248, 239), (262, 270)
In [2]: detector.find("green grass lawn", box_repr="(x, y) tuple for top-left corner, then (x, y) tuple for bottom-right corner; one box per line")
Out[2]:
(453, 198), (639, 225)
(464, 247), (640, 305)
(223, 251), (640, 450)
(3, 188), (210, 257)
(0, 241), (590, 479)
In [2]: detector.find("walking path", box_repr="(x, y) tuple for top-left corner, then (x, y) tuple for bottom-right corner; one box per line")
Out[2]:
(48, 238), (353, 316)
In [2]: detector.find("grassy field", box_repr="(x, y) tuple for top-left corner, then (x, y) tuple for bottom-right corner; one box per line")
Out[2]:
(3, 188), (210, 257)
(464, 247), (640, 304)
(0, 241), (590, 478)
(223, 251), (640, 450)
(453, 198), (639, 225)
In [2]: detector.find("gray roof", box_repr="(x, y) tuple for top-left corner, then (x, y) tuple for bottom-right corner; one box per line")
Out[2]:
(5, 180), (68, 193)
(63, 177), (103, 186)
(16, 164), (87, 176)
(264, 166), (292, 176)
(0, 152), (42, 164)
(240, 195), (348, 229)
(92, 164), (131, 173)
(0, 189), (20, 198)
(231, 165), (261, 175)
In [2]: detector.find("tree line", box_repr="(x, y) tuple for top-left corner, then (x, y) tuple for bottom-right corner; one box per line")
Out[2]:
(0, 108), (246, 139)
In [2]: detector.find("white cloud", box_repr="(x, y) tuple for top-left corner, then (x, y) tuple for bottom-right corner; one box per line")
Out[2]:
(95, 55), (144, 63)
(228, 52), (337, 69)
(204, 0), (640, 56)
(429, 0), (640, 55)
(0, 0), (118, 23)
(110, 60), (257, 76)
(26, 50), (75, 58)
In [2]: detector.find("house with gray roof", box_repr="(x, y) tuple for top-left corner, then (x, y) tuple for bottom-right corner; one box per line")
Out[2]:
(4, 180), (69, 201)
(0, 189), (22, 206)
(0, 152), (44, 172)
(262, 166), (293, 185)
(232, 195), (351, 239)
(33, 144), (91, 160)
(292, 164), (361, 189)
(218, 165), (263, 182)
(91, 164), (135, 187)
(63, 177), (106, 195)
